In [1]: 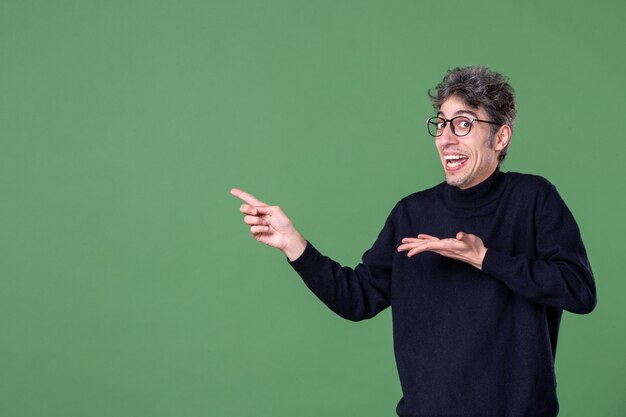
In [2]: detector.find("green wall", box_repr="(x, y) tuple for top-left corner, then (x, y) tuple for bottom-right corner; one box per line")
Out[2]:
(1, 1), (624, 416)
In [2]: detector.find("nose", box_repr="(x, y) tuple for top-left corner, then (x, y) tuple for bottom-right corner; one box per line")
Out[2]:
(437, 124), (460, 148)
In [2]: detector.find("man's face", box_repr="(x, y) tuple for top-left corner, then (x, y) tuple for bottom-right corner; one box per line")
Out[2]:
(436, 96), (502, 189)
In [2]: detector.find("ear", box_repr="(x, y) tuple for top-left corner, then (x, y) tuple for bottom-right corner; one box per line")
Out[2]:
(493, 125), (512, 152)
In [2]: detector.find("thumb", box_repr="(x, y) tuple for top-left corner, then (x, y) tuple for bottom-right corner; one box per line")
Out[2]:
(255, 205), (277, 215)
(456, 231), (466, 241)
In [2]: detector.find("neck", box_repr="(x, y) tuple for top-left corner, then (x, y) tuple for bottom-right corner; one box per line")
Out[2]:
(443, 166), (504, 210)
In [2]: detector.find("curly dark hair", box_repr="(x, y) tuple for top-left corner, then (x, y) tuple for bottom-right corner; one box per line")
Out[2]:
(429, 66), (517, 162)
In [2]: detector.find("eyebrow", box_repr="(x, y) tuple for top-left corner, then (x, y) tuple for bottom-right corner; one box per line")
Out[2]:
(437, 109), (480, 118)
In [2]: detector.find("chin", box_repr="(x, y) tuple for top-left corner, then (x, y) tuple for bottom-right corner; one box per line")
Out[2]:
(445, 173), (472, 188)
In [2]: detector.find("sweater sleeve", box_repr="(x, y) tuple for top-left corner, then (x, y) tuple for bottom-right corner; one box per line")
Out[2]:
(482, 183), (597, 314)
(287, 207), (398, 321)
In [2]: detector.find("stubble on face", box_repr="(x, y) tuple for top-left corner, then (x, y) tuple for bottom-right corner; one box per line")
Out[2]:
(437, 95), (504, 189)
(443, 134), (497, 188)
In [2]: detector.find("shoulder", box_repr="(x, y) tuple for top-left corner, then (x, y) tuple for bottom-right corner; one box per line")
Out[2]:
(502, 171), (558, 195)
(384, 182), (445, 222)
(502, 171), (570, 213)
(399, 182), (444, 206)
(387, 183), (441, 215)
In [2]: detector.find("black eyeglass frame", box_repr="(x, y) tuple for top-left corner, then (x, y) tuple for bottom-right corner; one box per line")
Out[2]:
(426, 116), (502, 137)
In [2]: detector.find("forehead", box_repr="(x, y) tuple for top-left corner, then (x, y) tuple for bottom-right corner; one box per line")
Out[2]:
(438, 95), (487, 118)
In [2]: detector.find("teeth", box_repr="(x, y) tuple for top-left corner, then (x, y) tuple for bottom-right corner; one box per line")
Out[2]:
(444, 155), (467, 160)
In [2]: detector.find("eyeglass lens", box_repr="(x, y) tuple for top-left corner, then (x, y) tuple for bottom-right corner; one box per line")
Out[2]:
(427, 117), (473, 137)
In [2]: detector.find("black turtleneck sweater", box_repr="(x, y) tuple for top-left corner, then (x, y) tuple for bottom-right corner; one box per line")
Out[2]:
(289, 169), (596, 417)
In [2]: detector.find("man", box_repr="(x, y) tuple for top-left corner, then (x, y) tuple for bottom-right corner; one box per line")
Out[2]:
(231, 66), (596, 417)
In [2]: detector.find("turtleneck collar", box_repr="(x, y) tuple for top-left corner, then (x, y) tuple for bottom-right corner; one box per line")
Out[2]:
(442, 166), (505, 211)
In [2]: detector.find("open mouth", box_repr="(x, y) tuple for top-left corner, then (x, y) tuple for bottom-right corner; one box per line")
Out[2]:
(444, 154), (469, 170)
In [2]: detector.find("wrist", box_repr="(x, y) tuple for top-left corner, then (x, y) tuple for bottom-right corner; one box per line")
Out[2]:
(283, 232), (307, 262)
(474, 247), (487, 270)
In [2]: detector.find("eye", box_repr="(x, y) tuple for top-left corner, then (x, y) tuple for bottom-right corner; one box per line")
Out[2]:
(458, 120), (471, 129)
(436, 121), (446, 129)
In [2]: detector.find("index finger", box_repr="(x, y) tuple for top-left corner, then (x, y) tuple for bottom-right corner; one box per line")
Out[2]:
(417, 234), (438, 240)
(230, 188), (267, 206)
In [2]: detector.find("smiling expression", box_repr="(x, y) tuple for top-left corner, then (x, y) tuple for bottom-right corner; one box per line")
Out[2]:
(436, 96), (508, 189)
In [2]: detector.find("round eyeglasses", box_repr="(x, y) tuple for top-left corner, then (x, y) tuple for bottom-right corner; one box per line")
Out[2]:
(426, 116), (501, 137)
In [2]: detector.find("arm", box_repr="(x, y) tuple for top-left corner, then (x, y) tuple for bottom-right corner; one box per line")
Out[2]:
(397, 187), (596, 314)
(288, 230), (394, 321)
(480, 187), (596, 314)
(231, 188), (393, 321)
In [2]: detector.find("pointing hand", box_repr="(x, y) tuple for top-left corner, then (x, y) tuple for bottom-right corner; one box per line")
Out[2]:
(230, 188), (307, 261)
